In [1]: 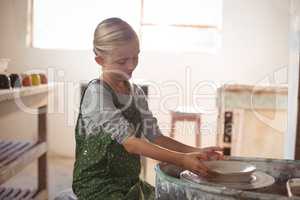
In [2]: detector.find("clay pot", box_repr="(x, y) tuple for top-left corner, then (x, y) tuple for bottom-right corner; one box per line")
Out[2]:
(21, 74), (32, 87)
(39, 73), (48, 84)
(204, 161), (256, 183)
(0, 74), (10, 89)
(31, 74), (41, 86)
(9, 74), (21, 88)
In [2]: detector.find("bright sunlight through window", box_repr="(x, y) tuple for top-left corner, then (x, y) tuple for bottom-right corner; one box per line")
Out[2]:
(32, 0), (222, 53)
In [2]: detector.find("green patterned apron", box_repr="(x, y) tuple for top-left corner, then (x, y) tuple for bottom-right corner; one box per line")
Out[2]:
(72, 79), (155, 200)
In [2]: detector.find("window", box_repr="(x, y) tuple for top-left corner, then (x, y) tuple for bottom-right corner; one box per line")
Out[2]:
(141, 0), (222, 52)
(31, 0), (222, 53)
(32, 0), (140, 49)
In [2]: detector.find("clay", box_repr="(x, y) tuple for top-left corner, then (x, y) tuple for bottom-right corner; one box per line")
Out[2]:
(21, 74), (32, 87)
(31, 74), (41, 86)
(9, 74), (21, 88)
(0, 74), (10, 89)
(39, 73), (48, 84)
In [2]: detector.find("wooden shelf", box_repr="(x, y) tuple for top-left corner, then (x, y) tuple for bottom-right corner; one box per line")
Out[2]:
(0, 141), (47, 184)
(0, 83), (54, 103)
(0, 187), (47, 200)
(0, 84), (51, 199)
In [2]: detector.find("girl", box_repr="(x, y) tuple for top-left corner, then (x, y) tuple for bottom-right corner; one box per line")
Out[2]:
(72, 17), (222, 200)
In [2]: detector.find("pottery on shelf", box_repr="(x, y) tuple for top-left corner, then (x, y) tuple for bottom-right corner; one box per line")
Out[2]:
(9, 74), (21, 88)
(39, 73), (48, 84)
(0, 74), (10, 89)
(31, 74), (41, 86)
(21, 74), (32, 87)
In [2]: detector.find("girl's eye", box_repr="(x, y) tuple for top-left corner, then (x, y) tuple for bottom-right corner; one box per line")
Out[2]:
(116, 59), (127, 65)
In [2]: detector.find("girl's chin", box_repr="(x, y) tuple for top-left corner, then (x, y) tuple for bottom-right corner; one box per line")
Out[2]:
(123, 72), (132, 79)
(104, 72), (132, 80)
(127, 73), (132, 79)
(115, 74), (131, 81)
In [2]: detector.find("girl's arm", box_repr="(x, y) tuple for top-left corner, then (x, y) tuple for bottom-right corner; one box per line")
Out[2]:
(152, 135), (198, 153)
(135, 88), (222, 157)
(122, 136), (211, 176)
(152, 135), (223, 159)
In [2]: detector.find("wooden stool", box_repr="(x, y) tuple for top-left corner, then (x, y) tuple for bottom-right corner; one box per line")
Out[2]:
(169, 106), (203, 147)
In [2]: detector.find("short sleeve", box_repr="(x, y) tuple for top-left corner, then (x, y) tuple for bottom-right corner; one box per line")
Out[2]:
(80, 81), (135, 144)
(134, 85), (163, 142)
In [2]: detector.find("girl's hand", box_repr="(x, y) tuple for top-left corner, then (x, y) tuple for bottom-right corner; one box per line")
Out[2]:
(181, 152), (210, 177)
(200, 146), (224, 160)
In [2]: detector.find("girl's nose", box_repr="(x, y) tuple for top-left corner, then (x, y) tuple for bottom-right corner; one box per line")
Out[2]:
(126, 60), (137, 70)
(127, 64), (135, 70)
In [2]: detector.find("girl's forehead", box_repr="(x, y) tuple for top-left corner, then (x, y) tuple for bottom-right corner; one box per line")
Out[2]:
(110, 40), (140, 59)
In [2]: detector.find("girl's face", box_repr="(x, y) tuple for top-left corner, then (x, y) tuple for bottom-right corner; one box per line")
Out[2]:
(97, 39), (140, 80)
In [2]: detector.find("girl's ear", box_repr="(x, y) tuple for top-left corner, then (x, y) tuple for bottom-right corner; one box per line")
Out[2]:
(95, 56), (104, 66)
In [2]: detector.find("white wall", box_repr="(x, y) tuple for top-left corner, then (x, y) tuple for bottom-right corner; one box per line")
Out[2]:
(0, 0), (290, 157)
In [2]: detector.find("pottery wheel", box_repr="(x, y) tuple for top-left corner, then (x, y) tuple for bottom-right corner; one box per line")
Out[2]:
(180, 170), (275, 190)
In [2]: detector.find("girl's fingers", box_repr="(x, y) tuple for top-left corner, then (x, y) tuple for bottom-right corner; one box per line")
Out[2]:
(192, 168), (209, 177)
(198, 162), (209, 171)
(198, 164), (211, 177)
(196, 153), (208, 160)
(195, 151), (223, 161)
(208, 151), (224, 160)
(204, 146), (223, 152)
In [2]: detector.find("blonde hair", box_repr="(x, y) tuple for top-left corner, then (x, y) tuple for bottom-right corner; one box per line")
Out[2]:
(93, 18), (138, 56)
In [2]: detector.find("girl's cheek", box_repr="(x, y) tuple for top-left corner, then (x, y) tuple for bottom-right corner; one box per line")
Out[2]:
(114, 65), (128, 74)
(111, 65), (124, 70)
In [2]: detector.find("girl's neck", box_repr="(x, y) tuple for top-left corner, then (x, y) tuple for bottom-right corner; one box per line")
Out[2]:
(101, 74), (131, 95)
